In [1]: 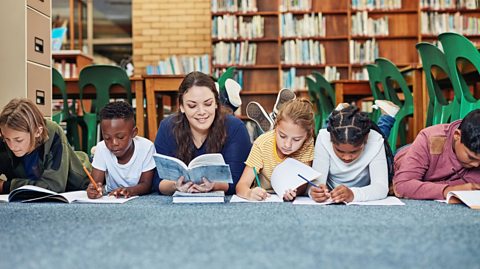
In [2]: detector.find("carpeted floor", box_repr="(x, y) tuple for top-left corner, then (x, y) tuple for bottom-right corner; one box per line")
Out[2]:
(1, 194), (479, 269)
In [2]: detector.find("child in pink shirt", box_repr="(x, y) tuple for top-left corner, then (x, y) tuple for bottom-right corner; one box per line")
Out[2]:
(393, 109), (480, 200)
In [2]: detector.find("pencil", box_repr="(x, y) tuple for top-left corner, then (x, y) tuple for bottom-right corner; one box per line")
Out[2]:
(297, 174), (319, 188)
(253, 167), (261, 188)
(83, 165), (99, 190)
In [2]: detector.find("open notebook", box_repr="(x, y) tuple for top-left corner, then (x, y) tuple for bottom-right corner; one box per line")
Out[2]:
(292, 196), (405, 206)
(0, 185), (137, 204)
(172, 191), (225, 203)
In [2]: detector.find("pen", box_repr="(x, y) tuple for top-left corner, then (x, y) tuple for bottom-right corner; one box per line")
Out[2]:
(253, 167), (261, 188)
(83, 165), (99, 190)
(297, 174), (319, 188)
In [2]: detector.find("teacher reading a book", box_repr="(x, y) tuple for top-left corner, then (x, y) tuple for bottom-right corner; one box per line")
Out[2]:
(153, 71), (251, 195)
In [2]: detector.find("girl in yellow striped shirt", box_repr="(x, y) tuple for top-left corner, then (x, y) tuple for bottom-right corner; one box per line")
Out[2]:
(236, 99), (315, 201)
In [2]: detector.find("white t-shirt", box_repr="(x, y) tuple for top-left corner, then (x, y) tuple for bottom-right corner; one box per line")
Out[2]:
(311, 129), (389, 202)
(92, 136), (157, 193)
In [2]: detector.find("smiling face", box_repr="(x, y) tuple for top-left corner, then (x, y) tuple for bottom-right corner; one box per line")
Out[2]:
(275, 118), (308, 158)
(1, 126), (37, 157)
(332, 141), (366, 164)
(100, 118), (137, 163)
(180, 85), (217, 135)
(453, 129), (480, 169)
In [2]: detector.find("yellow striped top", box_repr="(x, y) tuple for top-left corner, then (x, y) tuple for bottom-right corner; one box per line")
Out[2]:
(245, 130), (314, 192)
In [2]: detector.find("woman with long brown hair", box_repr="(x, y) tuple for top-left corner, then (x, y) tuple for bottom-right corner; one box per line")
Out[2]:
(153, 71), (251, 195)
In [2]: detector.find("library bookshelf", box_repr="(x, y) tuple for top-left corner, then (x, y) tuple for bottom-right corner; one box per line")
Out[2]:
(211, 0), (480, 115)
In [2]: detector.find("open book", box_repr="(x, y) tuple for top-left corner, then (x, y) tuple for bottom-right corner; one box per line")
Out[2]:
(153, 153), (233, 184)
(0, 185), (137, 204)
(172, 190), (225, 203)
(446, 190), (480, 209)
(270, 158), (321, 196)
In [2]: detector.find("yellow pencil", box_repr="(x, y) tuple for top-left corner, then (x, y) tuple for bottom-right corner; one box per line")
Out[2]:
(83, 165), (99, 190)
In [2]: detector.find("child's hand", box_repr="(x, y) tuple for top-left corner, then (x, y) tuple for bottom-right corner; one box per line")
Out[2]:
(330, 185), (354, 203)
(188, 177), (215, 193)
(175, 176), (193, 193)
(310, 184), (330, 202)
(109, 187), (132, 198)
(249, 187), (270, 201)
(87, 182), (103, 199)
(283, 189), (297, 201)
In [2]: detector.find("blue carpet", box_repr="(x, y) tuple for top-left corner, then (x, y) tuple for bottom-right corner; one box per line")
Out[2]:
(0, 195), (479, 269)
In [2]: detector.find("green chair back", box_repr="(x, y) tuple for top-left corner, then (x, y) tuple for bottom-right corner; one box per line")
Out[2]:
(312, 71), (336, 105)
(416, 42), (459, 126)
(52, 68), (68, 123)
(305, 76), (322, 134)
(79, 65), (132, 154)
(439, 32), (480, 118)
(52, 68), (83, 150)
(376, 58), (414, 152)
(366, 64), (385, 122)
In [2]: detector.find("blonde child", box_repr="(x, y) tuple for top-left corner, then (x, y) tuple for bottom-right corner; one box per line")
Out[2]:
(0, 98), (90, 193)
(86, 101), (155, 199)
(236, 99), (315, 201)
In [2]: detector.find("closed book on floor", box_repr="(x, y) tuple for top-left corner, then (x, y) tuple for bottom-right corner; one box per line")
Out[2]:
(172, 191), (225, 204)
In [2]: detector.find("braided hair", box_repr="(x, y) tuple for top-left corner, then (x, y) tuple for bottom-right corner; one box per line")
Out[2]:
(327, 106), (371, 146)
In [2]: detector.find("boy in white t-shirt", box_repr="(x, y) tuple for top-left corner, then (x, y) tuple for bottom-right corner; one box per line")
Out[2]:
(87, 101), (156, 199)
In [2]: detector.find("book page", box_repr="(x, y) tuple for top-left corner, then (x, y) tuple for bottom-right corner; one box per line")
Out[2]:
(173, 196), (225, 203)
(188, 153), (226, 169)
(73, 192), (138, 204)
(347, 196), (405, 206)
(153, 153), (190, 181)
(9, 185), (60, 202)
(189, 165), (233, 184)
(230, 194), (283, 203)
(447, 191), (480, 209)
(292, 196), (335, 205)
(271, 158), (321, 197)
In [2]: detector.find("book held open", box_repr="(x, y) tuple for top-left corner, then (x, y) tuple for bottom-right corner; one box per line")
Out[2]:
(153, 153), (233, 184)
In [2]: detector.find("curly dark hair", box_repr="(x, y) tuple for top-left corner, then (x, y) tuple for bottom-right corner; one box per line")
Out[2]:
(99, 101), (135, 122)
(459, 109), (480, 154)
(173, 71), (227, 164)
(327, 106), (372, 146)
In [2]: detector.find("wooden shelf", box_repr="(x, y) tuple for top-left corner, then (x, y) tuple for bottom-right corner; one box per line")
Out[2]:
(211, 0), (480, 109)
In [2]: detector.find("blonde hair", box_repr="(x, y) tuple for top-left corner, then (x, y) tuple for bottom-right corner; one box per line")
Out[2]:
(0, 98), (48, 151)
(275, 98), (315, 140)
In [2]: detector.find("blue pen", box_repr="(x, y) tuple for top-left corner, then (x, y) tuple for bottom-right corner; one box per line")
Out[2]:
(297, 173), (319, 188)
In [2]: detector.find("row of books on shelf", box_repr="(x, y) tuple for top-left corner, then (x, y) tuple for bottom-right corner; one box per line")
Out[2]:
(349, 39), (379, 64)
(280, 13), (326, 38)
(211, 0), (257, 13)
(351, 0), (402, 10)
(282, 67), (340, 91)
(352, 68), (369, 81)
(279, 0), (312, 12)
(145, 54), (210, 75)
(281, 40), (326, 65)
(421, 12), (480, 35)
(53, 61), (78, 79)
(212, 15), (264, 39)
(213, 41), (257, 66)
(351, 12), (390, 37)
(420, 0), (479, 9)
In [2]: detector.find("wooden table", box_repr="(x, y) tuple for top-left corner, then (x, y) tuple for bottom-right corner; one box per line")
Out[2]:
(143, 75), (185, 141)
(333, 80), (372, 105)
(52, 77), (146, 137)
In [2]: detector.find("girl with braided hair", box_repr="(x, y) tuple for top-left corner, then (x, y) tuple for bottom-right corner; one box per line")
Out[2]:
(309, 105), (394, 203)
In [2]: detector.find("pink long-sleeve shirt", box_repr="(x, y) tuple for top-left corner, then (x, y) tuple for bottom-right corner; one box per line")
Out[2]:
(393, 120), (480, 200)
